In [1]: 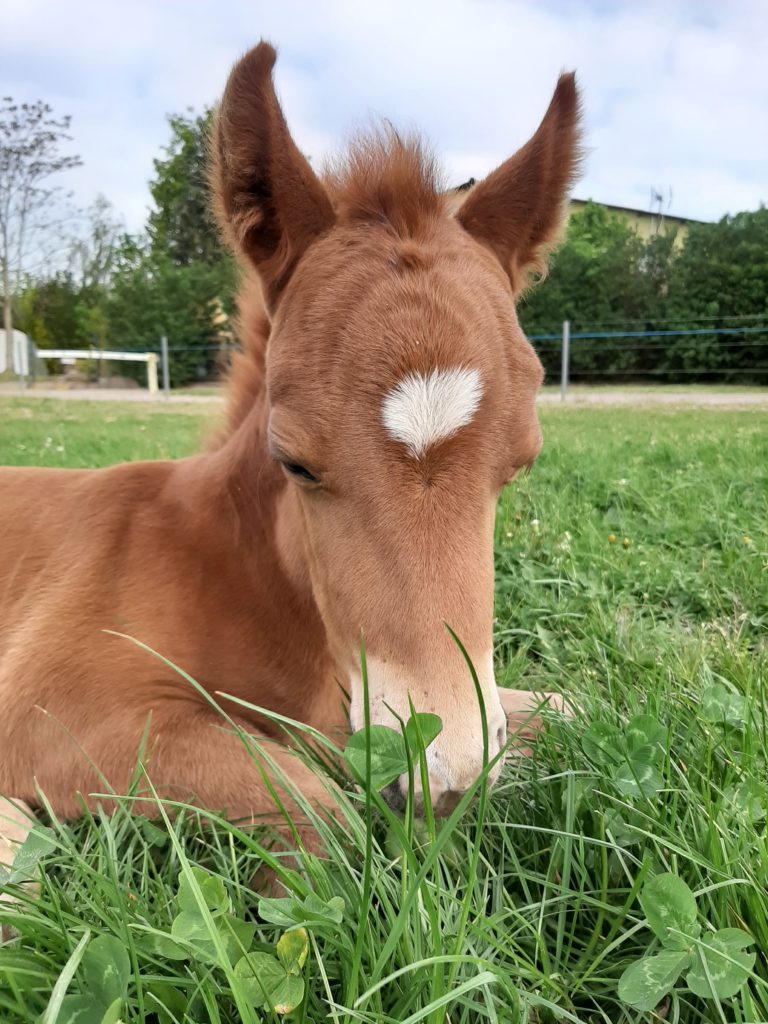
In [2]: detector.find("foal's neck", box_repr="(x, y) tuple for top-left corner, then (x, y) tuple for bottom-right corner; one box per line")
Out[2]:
(213, 400), (315, 606)
(186, 405), (342, 728)
(200, 293), (330, 664)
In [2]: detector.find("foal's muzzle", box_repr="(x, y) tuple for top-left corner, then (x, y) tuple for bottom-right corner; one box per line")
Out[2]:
(380, 716), (507, 817)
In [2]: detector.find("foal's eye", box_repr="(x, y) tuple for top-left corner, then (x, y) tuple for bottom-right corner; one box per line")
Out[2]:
(282, 462), (319, 484)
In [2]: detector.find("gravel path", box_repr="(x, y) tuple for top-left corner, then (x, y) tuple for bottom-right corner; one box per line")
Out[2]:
(2, 384), (767, 410)
(0, 385), (222, 404)
(537, 388), (768, 409)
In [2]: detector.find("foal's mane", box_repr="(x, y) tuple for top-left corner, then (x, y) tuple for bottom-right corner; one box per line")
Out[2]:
(215, 128), (445, 443)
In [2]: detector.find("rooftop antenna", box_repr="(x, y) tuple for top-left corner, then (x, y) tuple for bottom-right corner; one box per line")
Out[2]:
(650, 187), (672, 233)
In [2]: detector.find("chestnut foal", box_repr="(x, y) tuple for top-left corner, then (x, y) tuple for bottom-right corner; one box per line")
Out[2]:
(0, 43), (580, 858)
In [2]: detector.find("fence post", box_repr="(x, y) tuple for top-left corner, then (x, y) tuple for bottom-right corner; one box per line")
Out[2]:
(160, 335), (170, 396)
(560, 319), (570, 402)
(14, 331), (28, 390)
(146, 353), (159, 395)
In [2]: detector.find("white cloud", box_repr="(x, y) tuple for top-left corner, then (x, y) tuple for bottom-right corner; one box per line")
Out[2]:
(1, 0), (765, 233)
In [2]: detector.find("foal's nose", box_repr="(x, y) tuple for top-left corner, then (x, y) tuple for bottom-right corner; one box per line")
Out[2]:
(380, 775), (487, 817)
(381, 778), (468, 816)
(380, 714), (508, 816)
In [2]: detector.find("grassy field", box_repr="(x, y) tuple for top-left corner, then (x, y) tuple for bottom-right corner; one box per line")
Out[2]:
(1, 396), (766, 1023)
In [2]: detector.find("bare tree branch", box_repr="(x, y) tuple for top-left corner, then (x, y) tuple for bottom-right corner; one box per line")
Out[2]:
(0, 97), (82, 375)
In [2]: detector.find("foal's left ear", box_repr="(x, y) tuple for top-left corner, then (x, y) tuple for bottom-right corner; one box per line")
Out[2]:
(211, 41), (335, 310)
(457, 73), (582, 293)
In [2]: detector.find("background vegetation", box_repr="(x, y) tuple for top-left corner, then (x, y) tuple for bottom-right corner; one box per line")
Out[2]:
(6, 109), (236, 388)
(520, 204), (768, 384)
(3, 102), (767, 386)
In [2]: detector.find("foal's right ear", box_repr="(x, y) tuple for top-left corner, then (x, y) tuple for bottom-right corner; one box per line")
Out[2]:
(211, 42), (335, 311)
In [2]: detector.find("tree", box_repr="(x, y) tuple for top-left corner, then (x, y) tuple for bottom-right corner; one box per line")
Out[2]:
(127, 107), (236, 385)
(0, 97), (81, 376)
(71, 194), (122, 292)
(519, 202), (677, 380)
(16, 273), (80, 350)
(662, 207), (768, 382)
(70, 196), (123, 377)
(15, 106), (237, 389)
(148, 109), (226, 267)
(107, 236), (229, 387)
(15, 197), (122, 381)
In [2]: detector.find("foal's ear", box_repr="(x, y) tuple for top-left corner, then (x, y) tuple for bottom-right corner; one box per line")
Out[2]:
(457, 73), (582, 293)
(212, 42), (335, 310)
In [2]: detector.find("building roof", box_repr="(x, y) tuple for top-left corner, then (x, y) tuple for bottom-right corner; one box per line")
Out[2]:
(570, 197), (708, 225)
(449, 178), (708, 225)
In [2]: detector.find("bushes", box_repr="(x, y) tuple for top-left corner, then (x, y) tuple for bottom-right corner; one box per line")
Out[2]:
(106, 239), (236, 388)
(519, 202), (768, 384)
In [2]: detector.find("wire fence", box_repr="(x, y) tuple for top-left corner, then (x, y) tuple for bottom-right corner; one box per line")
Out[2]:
(31, 314), (768, 393)
(525, 320), (768, 391)
(160, 318), (768, 390)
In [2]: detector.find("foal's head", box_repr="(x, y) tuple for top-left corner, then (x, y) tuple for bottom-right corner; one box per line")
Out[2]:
(213, 43), (581, 812)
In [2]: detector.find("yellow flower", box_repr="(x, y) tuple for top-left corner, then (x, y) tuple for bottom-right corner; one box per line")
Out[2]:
(742, 536), (752, 545)
(622, 537), (631, 549)
(608, 534), (617, 545)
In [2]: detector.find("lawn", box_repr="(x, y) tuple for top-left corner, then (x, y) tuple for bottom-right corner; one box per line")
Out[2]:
(1, 396), (767, 1023)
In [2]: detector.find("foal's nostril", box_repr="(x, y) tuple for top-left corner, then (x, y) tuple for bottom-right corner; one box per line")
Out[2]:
(434, 789), (464, 816)
(381, 780), (407, 813)
(497, 723), (507, 751)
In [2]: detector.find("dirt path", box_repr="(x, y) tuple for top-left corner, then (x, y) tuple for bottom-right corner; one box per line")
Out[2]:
(0, 385), (222, 404)
(2, 383), (767, 410)
(538, 388), (768, 409)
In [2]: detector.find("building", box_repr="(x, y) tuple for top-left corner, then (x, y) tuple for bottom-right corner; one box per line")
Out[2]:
(446, 180), (705, 241)
(568, 198), (703, 242)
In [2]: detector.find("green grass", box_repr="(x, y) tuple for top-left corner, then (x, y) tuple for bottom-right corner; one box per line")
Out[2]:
(0, 397), (217, 466)
(1, 397), (767, 1023)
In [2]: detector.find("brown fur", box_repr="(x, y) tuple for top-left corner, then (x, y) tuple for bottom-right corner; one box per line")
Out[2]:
(214, 273), (271, 442)
(324, 127), (444, 238)
(458, 72), (582, 292)
(0, 41), (581, 835)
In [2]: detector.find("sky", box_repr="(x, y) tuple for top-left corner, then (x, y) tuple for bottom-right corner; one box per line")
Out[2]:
(2, 0), (766, 235)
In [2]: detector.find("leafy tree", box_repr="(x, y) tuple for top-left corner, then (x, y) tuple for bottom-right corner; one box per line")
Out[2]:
(71, 194), (122, 291)
(148, 109), (227, 268)
(662, 207), (768, 382)
(16, 197), (122, 382)
(668, 207), (768, 319)
(518, 201), (768, 384)
(115, 106), (237, 386)
(16, 273), (80, 349)
(521, 203), (646, 327)
(107, 237), (229, 387)
(70, 196), (123, 376)
(519, 202), (676, 380)
(16, 101), (238, 388)
(0, 97), (81, 375)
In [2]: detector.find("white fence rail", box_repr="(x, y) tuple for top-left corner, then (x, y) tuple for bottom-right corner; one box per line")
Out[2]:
(40, 349), (159, 394)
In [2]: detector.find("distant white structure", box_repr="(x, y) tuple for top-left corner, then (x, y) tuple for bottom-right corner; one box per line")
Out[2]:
(0, 330), (31, 376)
(40, 348), (159, 393)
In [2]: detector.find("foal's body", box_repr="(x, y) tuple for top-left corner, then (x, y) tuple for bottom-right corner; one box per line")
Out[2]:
(0, 387), (346, 818)
(0, 41), (581, 838)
